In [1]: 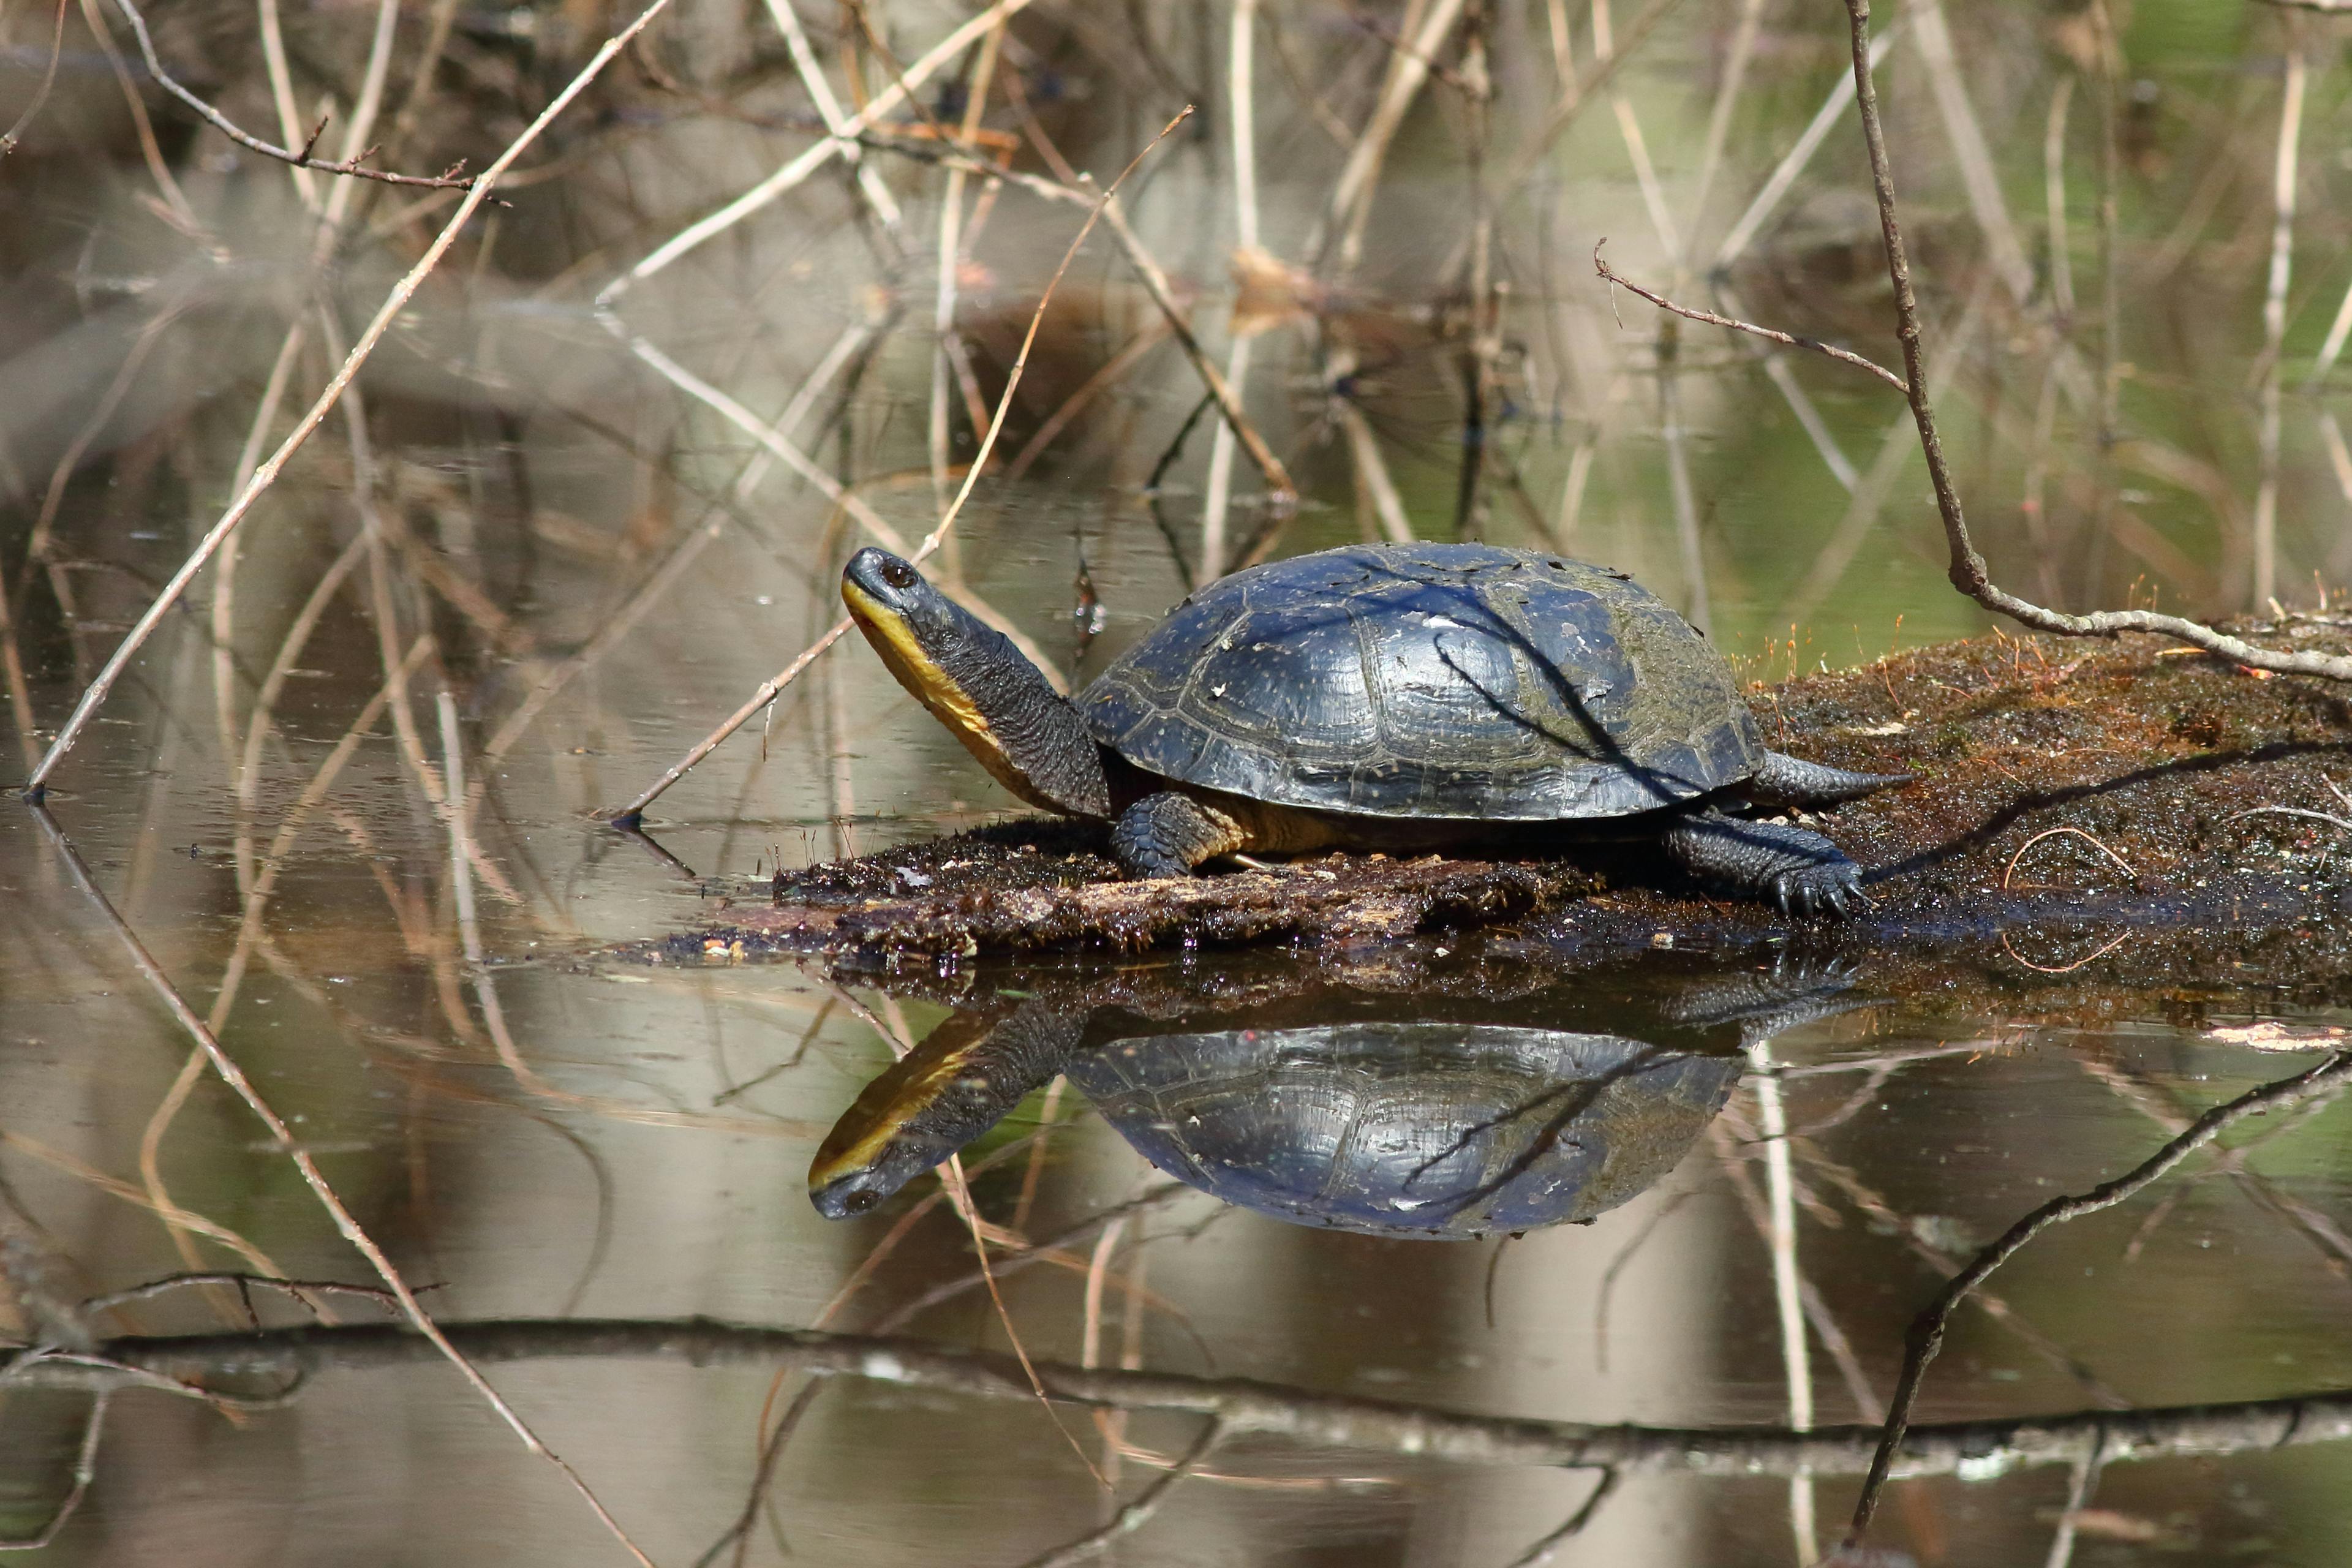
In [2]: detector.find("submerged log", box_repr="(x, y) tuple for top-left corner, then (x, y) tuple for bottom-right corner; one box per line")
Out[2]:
(679, 619), (2352, 972)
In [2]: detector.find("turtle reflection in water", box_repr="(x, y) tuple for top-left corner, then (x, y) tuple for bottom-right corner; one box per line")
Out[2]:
(810, 1003), (1744, 1240)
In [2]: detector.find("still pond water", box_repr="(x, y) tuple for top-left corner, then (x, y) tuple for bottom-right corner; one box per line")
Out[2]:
(6, 1), (2352, 1563)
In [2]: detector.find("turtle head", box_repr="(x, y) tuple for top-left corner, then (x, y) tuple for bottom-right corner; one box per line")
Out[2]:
(810, 1002), (1089, 1220)
(842, 549), (1111, 818)
(809, 1118), (962, 1220)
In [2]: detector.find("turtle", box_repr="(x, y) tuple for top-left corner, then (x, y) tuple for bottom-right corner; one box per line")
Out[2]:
(808, 1000), (1742, 1238)
(840, 541), (1908, 913)
(808, 960), (1858, 1229)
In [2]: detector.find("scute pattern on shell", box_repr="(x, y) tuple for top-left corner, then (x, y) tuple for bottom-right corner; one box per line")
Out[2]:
(1065, 1023), (1742, 1239)
(1079, 543), (1763, 820)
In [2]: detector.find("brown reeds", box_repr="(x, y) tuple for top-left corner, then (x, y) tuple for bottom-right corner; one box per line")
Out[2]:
(12, 4), (2352, 1563)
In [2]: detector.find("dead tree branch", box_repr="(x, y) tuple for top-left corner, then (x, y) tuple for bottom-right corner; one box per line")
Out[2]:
(1594, 242), (1907, 393)
(108, 0), (479, 189)
(1844, 1047), (2352, 1542)
(1836, 0), (2352, 675)
(1602, 0), (2352, 682)
(15, 1314), (2352, 1480)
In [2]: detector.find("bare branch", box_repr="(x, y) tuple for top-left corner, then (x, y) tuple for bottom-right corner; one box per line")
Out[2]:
(1827, 0), (2352, 682)
(608, 110), (1198, 827)
(1594, 241), (1908, 393)
(23, 1316), (2352, 1480)
(1843, 1047), (2352, 1542)
(81, 1273), (407, 1316)
(1596, 0), (2352, 684)
(107, 0), (480, 190)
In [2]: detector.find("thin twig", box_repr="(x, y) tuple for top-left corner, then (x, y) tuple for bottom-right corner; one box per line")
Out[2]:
(2001, 826), (2136, 889)
(81, 1273), (402, 1316)
(25, 807), (657, 1564)
(1609, 0), (2352, 686)
(1596, 243), (1907, 393)
(24, 0), (684, 799)
(1843, 1047), (2352, 1543)
(609, 110), (1197, 825)
(2228, 805), (2352, 836)
(106, 0), (478, 189)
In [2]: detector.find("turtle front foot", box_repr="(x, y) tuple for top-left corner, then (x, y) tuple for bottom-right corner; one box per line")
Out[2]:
(1662, 811), (1865, 918)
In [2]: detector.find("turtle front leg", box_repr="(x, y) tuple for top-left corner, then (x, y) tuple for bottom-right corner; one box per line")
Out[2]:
(1110, 792), (1248, 878)
(1662, 810), (1864, 916)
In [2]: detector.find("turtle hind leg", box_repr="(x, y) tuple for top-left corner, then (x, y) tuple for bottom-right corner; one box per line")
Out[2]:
(1747, 750), (1912, 808)
(1110, 792), (1248, 878)
(1662, 810), (1863, 917)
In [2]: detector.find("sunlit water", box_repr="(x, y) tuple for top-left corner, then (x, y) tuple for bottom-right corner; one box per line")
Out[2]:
(7, 2), (2352, 1564)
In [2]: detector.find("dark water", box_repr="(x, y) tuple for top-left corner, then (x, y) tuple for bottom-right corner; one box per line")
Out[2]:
(6, 1), (2352, 1563)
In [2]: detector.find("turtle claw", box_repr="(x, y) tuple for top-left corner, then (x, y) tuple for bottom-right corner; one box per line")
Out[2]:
(1771, 861), (1863, 919)
(1666, 810), (1866, 918)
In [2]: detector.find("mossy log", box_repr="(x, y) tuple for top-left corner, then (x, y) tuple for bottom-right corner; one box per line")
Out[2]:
(679, 620), (2352, 995)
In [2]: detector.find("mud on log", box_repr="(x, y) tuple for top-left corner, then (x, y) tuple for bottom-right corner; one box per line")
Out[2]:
(685, 620), (2352, 963)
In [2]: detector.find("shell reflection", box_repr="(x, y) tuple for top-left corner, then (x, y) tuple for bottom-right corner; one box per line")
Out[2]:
(806, 965), (1803, 1238)
(1070, 1022), (1739, 1238)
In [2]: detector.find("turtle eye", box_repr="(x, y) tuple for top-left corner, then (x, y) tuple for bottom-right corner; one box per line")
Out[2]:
(842, 1188), (880, 1215)
(880, 558), (918, 590)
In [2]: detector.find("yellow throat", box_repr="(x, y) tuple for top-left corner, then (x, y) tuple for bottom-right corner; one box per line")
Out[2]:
(841, 577), (1051, 809)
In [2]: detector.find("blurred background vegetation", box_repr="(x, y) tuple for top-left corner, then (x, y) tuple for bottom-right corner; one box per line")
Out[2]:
(5, 0), (2352, 769)
(6, 2), (2352, 1564)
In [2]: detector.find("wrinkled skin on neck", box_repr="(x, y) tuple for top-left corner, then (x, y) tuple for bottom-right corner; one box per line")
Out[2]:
(840, 548), (1111, 818)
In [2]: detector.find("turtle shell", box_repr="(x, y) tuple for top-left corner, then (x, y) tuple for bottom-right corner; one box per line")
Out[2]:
(1065, 1022), (1741, 1239)
(1078, 543), (1763, 820)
